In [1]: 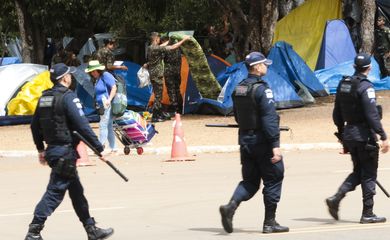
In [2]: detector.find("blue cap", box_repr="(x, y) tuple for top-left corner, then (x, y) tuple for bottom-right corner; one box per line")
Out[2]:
(354, 53), (371, 68)
(50, 63), (76, 81)
(245, 52), (272, 66)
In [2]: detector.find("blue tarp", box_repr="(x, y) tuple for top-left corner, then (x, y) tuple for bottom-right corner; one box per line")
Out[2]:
(197, 62), (304, 115)
(315, 20), (356, 70)
(268, 41), (328, 97)
(197, 62), (247, 115)
(315, 57), (390, 94)
(114, 61), (152, 109)
(183, 55), (229, 114)
(0, 57), (21, 66)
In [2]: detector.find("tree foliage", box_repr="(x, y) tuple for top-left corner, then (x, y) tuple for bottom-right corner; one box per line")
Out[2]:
(0, 0), (379, 63)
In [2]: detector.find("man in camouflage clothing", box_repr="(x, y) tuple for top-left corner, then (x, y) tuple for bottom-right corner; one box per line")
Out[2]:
(375, 16), (390, 76)
(161, 36), (183, 114)
(145, 32), (189, 122)
(96, 38), (128, 73)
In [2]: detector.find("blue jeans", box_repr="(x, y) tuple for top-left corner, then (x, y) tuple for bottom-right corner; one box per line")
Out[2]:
(99, 105), (116, 150)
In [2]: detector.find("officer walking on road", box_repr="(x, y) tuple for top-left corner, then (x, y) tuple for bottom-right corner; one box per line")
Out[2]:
(219, 52), (289, 234)
(326, 53), (389, 224)
(25, 63), (114, 240)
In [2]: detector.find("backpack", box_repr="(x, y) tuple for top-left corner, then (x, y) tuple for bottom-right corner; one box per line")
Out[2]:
(111, 73), (128, 117)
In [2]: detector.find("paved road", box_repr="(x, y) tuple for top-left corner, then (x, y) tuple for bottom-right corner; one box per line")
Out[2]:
(1, 150), (390, 239)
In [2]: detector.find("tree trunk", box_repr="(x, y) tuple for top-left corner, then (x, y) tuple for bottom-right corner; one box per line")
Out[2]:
(360, 0), (375, 53)
(259, 0), (279, 54)
(31, 18), (45, 64)
(214, 0), (250, 60)
(246, 0), (262, 52)
(14, 0), (45, 64)
(14, 0), (33, 63)
(278, 0), (294, 19)
(293, 0), (305, 8)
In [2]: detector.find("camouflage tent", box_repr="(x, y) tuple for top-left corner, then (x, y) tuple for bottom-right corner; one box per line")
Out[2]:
(171, 34), (222, 99)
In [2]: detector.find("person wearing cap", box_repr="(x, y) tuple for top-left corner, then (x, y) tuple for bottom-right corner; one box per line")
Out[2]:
(25, 63), (114, 240)
(375, 15), (390, 76)
(96, 38), (128, 72)
(145, 32), (190, 122)
(326, 53), (389, 224)
(219, 51), (289, 234)
(85, 60), (118, 154)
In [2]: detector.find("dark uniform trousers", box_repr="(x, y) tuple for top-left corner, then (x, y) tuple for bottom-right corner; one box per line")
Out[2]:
(340, 140), (378, 208)
(32, 145), (93, 226)
(232, 141), (284, 210)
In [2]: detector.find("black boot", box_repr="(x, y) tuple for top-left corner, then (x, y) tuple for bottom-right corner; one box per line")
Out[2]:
(161, 111), (173, 120)
(84, 223), (114, 240)
(262, 206), (289, 233)
(360, 207), (386, 224)
(219, 199), (238, 233)
(24, 223), (44, 240)
(263, 219), (289, 233)
(151, 110), (166, 123)
(325, 192), (345, 220)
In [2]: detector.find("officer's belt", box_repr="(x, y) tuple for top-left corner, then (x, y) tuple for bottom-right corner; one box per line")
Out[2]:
(346, 121), (368, 127)
(47, 143), (73, 148)
(241, 129), (260, 135)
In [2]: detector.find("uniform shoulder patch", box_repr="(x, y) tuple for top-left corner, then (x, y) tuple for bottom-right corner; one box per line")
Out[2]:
(73, 98), (83, 109)
(366, 88), (376, 99)
(265, 89), (273, 99)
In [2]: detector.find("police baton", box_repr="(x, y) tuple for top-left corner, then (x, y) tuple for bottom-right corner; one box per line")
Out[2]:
(376, 180), (390, 198)
(205, 124), (290, 131)
(73, 131), (129, 182)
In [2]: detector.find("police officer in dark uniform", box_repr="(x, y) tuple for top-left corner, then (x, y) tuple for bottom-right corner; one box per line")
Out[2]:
(219, 52), (289, 234)
(326, 53), (389, 224)
(24, 63), (114, 240)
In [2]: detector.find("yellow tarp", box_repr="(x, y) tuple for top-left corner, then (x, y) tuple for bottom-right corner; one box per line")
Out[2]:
(273, 0), (342, 70)
(7, 71), (53, 115)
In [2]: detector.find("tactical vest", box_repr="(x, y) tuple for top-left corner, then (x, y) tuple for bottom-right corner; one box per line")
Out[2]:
(336, 76), (366, 124)
(38, 87), (73, 145)
(232, 80), (264, 131)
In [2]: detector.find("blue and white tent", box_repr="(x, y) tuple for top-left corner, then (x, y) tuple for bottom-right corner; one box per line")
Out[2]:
(315, 19), (356, 70)
(268, 41), (328, 97)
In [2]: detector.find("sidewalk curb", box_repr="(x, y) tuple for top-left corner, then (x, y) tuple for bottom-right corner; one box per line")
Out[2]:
(0, 143), (341, 158)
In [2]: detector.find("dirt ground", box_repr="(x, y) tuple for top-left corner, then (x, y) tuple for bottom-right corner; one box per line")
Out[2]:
(2, 91), (390, 151)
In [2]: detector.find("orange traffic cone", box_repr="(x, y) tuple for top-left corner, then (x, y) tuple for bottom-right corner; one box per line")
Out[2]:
(166, 113), (195, 162)
(76, 141), (96, 166)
